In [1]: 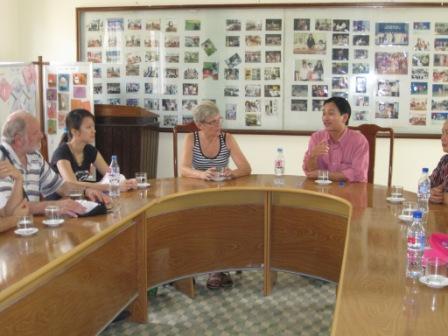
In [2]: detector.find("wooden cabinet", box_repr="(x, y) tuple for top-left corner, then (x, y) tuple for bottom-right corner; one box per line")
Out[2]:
(94, 104), (159, 178)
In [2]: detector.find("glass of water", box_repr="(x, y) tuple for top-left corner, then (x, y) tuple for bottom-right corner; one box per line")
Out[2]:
(318, 169), (329, 181)
(213, 166), (226, 181)
(135, 172), (148, 188)
(69, 188), (84, 200)
(17, 215), (34, 230)
(391, 185), (403, 199)
(45, 205), (62, 225)
(422, 254), (448, 287)
(402, 201), (417, 218)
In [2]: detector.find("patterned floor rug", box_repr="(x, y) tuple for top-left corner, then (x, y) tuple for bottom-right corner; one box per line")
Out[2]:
(101, 271), (336, 336)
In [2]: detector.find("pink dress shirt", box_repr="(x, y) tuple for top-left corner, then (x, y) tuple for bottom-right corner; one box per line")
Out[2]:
(303, 128), (369, 182)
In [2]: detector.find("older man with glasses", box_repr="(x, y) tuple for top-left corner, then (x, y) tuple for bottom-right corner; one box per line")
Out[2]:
(0, 110), (109, 217)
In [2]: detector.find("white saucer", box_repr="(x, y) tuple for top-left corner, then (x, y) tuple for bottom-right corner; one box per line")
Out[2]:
(386, 196), (405, 203)
(43, 219), (64, 227)
(14, 227), (39, 236)
(398, 214), (413, 222)
(137, 182), (151, 189)
(315, 179), (332, 185)
(419, 275), (448, 289)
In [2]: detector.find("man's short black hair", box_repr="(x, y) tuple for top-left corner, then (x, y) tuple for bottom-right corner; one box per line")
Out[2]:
(323, 97), (351, 125)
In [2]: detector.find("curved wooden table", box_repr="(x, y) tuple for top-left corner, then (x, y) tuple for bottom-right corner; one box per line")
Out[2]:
(0, 175), (447, 335)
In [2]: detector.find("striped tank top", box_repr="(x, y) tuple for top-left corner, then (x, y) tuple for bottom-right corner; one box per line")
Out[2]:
(192, 131), (230, 171)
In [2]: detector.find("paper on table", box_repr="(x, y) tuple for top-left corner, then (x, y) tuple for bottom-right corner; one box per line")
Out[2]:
(76, 199), (100, 214)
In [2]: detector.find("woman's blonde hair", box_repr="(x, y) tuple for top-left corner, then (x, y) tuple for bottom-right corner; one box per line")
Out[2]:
(192, 101), (220, 123)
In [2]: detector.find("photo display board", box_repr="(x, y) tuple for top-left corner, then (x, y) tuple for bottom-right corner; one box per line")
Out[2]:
(78, 5), (448, 134)
(43, 63), (94, 156)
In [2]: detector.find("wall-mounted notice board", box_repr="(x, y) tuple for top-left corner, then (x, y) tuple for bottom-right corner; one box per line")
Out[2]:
(77, 4), (448, 135)
(43, 62), (94, 156)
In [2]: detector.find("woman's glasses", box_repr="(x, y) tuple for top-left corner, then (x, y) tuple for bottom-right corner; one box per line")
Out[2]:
(203, 116), (222, 126)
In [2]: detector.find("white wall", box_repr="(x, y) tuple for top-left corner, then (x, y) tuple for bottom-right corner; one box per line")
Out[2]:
(0, 0), (20, 60)
(5, 0), (446, 192)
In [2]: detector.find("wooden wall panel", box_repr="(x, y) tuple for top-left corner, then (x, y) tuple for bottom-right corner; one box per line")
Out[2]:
(147, 204), (264, 287)
(0, 226), (139, 336)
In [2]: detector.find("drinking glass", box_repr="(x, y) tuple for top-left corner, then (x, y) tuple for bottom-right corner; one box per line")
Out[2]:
(318, 169), (329, 181)
(213, 166), (226, 181)
(17, 215), (34, 230)
(423, 255), (448, 287)
(402, 201), (417, 218)
(45, 205), (62, 225)
(69, 188), (84, 200)
(135, 172), (148, 188)
(391, 185), (403, 199)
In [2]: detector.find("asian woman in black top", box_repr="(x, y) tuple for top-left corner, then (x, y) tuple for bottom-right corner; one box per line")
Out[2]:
(50, 109), (136, 193)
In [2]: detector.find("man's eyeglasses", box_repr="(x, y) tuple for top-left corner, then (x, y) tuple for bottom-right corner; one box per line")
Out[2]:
(203, 117), (222, 126)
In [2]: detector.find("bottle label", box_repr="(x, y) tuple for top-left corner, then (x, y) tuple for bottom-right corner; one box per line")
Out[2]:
(407, 232), (425, 250)
(275, 159), (284, 168)
(418, 179), (430, 199)
(418, 185), (429, 194)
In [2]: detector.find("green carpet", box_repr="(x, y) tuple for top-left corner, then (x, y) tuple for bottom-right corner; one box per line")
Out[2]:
(101, 271), (336, 335)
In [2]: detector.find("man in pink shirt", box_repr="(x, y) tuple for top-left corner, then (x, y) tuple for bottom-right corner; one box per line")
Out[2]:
(303, 97), (369, 182)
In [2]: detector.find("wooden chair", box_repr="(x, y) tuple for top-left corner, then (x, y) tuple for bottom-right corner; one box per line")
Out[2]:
(348, 124), (394, 186)
(172, 122), (199, 177)
(41, 134), (49, 162)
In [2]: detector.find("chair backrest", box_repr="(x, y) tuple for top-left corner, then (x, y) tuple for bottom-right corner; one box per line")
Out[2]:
(40, 134), (49, 162)
(172, 122), (199, 177)
(348, 124), (394, 186)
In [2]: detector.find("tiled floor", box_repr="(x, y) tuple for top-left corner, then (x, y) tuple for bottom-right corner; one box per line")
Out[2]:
(101, 271), (336, 336)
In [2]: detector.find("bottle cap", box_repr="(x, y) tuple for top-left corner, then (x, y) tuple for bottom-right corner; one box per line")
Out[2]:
(277, 148), (283, 152)
(412, 210), (422, 219)
(422, 167), (429, 173)
(112, 155), (117, 159)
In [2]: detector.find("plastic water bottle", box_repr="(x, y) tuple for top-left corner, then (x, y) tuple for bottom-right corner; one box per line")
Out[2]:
(406, 210), (426, 279)
(417, 167), (431, 215)
(274, 148), (285, 176)
(109, 155), (120, 198)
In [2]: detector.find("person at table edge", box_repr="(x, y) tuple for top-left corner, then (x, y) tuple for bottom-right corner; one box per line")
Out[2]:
(49, 108), (136, 198)
(0, 160), (28, 232)
(0, 110), (109, 218)
(180, 100), (251, 180)
(429, 119), (448, 204)
(180, 101), (251, 289)
(303, 96), (369, 182)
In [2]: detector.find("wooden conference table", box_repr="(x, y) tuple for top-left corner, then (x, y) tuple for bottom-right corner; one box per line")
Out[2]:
(0, 175), (447, 335)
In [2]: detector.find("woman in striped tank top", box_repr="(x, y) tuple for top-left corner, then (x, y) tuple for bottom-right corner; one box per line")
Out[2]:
(181, 101), (251, 181)
(180, 101), (251, 289)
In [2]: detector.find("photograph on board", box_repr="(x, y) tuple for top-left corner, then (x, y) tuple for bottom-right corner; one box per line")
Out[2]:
(294, 32), (327, 54)
(375, 23), (409, 46)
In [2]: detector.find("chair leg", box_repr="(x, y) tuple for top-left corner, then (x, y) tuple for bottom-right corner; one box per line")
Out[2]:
(173, 277), (195, 299)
